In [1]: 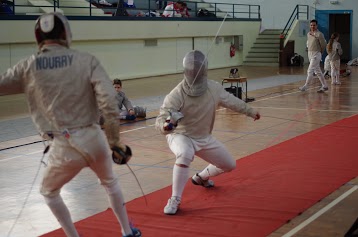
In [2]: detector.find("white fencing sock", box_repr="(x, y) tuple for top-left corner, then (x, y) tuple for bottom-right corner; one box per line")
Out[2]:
(303, 73), (314, 87)
(336, 74), (340, 83)
(172, 164), (189, 199)
(104, 181), (132, 236)
(44, 194), (79, 237)
(198, 164), (224, 180)
(317, 73), (328, 87)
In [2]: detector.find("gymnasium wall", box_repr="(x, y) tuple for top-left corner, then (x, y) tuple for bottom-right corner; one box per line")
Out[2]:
(212, 0), (358, 59)
(0, 19), (261, 80)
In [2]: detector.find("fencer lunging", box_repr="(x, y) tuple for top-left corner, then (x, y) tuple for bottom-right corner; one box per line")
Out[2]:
(0, 12), (141, 237)
(155, 50), (261, 215)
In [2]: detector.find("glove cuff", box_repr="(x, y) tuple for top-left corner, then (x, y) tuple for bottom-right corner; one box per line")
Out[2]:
(112, 145), (132, 165)
(104, 118), (120, 147)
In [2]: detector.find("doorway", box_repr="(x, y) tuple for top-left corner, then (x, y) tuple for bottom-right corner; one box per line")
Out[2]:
(316, 10), (352, 63)
(329, 13), (350, 62)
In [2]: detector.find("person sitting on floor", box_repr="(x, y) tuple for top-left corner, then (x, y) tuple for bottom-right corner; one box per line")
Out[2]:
(112, 78), (136, 120)
(99, 78), (147, 126)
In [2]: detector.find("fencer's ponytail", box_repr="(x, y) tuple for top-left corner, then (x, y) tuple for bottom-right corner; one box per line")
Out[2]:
(327, 32), (339, 54)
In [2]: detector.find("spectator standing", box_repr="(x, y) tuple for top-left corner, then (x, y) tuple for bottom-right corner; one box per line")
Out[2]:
(327, 32), (343, 85)
(299, 19), (328, 93)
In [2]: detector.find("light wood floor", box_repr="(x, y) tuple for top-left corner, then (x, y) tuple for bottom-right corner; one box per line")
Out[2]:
(0, 65), (357, 237)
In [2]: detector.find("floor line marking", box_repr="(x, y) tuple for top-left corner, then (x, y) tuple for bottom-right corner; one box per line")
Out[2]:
(253, 106), (358, 113)
(120, 124), (154, 133)
(0, 86), (353, 160)
(252, 87), (318, 102)
(0, 125), (157, 160)
(0, 150), (43, 162)
(282, 185), (358, 237)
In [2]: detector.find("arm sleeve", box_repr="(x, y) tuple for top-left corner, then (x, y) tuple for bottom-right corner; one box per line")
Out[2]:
(174, 11), (182, 17)
(217, 83), (256, 118)
(0, 59), (26, 95)
(337, 43), (343, 56)
(155, 92), (182, 135)
(319, 33), (327, 53)
(89, 56), (120, 147)
(122, 93), (134, 111)
(162, 5), (173, 17)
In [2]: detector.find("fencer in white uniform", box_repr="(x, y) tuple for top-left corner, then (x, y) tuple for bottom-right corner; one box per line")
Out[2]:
(327, 32), (343, 85)
(0, 13), (141, 237)
(155, 50), (261, 215)
(299, 19), (328, 93)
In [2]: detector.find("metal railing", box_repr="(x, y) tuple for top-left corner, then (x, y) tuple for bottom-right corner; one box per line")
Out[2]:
(280, 4), (309, 39)
(0, 0), (261, 20)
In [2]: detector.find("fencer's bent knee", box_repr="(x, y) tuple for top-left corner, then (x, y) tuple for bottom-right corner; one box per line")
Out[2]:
(102, 178), (120, 195)
(40, 185), (61, 198)
(176, 163), (188, 168)
(176, 156), (193, 167)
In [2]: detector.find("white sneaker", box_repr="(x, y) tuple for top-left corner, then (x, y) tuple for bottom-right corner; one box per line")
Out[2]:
(191, 173), (214, 188)
(164, 197), (181, 215)
(336, 81), (341, 85)
(317, 86), (328, 93)
(299, 86), (307, 91)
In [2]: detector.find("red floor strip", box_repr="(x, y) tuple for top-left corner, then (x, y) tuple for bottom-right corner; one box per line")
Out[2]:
(42, 115), (358, 237)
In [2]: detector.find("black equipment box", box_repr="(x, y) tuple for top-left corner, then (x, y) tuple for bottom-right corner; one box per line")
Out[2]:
(225, 86), (242, 99)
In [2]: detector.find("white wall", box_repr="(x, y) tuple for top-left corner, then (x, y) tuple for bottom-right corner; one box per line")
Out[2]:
(208, 0), (357, 58)
(0, 20), (260, 79)
(285, 20), (310, 64)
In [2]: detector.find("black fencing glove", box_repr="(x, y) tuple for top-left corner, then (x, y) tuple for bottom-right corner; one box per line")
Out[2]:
(112, 143), (132, 165)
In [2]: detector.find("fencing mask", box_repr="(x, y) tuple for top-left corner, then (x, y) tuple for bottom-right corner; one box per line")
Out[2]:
(35, 12), (72, 48)
(182, 50), (208, 96)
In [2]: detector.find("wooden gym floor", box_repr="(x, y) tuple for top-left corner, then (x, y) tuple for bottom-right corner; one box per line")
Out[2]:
(0, 65), (357, 237)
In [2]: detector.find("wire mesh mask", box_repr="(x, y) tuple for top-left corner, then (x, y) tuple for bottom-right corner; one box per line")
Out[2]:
(35, 12), (72, 48)
(182, 50), (208, 97)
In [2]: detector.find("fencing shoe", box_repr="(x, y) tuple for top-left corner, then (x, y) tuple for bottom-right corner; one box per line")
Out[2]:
(191, 173), (214, 188)
(298, 86), (307, 91)
(164, 196), (181, 215)
(317, 86), (328, 93)
(125, 115), (136, 120)
(123, 227), (142, 237)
